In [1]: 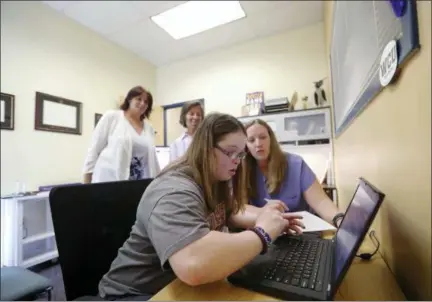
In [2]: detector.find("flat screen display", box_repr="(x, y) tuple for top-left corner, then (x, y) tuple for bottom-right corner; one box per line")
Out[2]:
(333, 184), (380, 282)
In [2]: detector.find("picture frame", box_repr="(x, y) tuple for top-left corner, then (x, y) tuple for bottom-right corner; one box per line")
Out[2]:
(34, 91), (82, 135)
(0, 92), (15, 130)
(244, 91), (264, 116)
(94, 113), (102, 127)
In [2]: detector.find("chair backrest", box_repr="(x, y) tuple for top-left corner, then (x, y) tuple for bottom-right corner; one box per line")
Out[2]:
(49, 179), (153, 301)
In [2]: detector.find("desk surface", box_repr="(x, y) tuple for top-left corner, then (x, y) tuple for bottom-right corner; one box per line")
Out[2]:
(150, 235), (405, 301)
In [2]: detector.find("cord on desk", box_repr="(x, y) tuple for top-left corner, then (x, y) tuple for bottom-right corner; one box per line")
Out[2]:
(356, 230), (380, 260)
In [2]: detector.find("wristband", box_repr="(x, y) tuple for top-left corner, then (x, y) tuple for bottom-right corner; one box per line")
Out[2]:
(332, 213), (345, 227)
(249, 226), (272, 255)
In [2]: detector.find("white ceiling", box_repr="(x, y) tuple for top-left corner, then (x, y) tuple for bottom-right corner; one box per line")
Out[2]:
(43, 1), (324, 67)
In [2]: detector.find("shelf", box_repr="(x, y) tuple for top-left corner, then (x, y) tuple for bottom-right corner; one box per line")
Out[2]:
(22, 250), (58, 268)
(236, 106), (332, 119)
(22, 231), (55, 244)
(1, 195), (58, 268)
(22, 232), (57, 264)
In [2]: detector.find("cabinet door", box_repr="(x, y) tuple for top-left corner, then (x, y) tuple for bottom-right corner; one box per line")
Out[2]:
(237, 108), (332, 143)
(283, 111), (329, 139)
(22, 197), (52, 239)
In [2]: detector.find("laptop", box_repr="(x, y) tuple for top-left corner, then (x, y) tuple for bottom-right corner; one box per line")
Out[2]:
(228, 177), (385, 301)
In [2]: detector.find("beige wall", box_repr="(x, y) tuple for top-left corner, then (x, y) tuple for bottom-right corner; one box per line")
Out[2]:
(324, 1), (431, 300)
(0, 1), (156, 194)
(148, 105), (164, 146)
(156, 22), (328, 116)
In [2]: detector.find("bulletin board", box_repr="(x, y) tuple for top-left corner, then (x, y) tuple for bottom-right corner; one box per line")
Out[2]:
(330, 0), (420, 136)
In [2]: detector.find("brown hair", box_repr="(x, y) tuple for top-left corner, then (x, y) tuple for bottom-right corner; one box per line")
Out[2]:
(119, 86), (153, 120)
(161, 112), (248, 214)
(179, 100), (204, 127)
(244, 119), (287, 200)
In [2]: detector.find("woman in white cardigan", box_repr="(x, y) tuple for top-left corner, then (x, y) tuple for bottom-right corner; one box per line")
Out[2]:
(82, 86), (160, 184)
(169, 100), (204, 162)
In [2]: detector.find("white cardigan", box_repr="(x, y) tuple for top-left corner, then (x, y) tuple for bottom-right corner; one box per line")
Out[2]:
(82, 110), (160, 183)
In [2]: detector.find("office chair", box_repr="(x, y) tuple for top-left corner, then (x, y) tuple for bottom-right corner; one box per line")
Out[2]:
(49, 179), (153, 301)
(1, 266), (53, 301)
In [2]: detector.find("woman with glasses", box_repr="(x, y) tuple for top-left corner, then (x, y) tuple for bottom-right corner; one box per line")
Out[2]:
(97, 113), (304, 301)
(243, 119), (344, 228)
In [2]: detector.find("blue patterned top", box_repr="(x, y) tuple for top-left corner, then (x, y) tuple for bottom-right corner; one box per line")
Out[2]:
(129, 157), (145, 180)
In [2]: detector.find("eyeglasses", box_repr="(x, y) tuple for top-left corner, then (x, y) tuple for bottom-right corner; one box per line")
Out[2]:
(215, 145), (247, 161)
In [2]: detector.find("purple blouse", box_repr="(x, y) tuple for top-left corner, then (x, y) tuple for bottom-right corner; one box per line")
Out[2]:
(249, 153), (316, 212)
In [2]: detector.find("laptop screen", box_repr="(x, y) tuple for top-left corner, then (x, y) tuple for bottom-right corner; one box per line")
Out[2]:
(332, 179), (383, 286)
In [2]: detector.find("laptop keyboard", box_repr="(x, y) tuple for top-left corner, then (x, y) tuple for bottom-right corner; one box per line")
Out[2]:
(263, 238), (325, 291)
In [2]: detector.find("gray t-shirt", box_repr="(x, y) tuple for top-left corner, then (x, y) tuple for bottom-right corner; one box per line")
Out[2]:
(98, 169), (228, 297)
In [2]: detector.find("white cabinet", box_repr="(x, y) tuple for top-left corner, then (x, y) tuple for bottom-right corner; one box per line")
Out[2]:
(1, 192), (58, 268)
(237, 107), (332, 144)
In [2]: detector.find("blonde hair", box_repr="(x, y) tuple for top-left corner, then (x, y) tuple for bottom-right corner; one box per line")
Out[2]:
(160, 112), (248, 214)
(244, 119), (287, 200)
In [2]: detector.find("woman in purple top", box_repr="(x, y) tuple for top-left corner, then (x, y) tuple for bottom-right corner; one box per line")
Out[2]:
(244, 119), (343, 227)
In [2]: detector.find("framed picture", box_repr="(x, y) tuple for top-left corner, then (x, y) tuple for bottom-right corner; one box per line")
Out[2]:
(35, 92), (82, 135)
(94, 113), (102, 127)
(244, 91), (264, 116)
(0, 93), (15, 130)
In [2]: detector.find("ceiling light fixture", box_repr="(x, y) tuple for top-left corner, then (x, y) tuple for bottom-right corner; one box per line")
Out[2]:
(151, 1), (246, 40)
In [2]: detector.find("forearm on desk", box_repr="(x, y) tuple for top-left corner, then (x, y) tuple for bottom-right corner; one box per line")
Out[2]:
(310, 198), (340, 224)
(171, 230), (262, 286)
(304, 181), (341, 224)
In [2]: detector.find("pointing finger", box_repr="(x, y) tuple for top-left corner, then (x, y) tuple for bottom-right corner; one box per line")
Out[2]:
(282, 213), (303, 220)
(289, 219), (306, 229)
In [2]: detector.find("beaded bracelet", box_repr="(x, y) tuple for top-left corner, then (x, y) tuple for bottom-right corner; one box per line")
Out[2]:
(249, 226), (272, 255)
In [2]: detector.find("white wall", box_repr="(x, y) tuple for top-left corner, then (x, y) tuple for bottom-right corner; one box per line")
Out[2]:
(156, 22), (327, 116)
(0, 1), (156, 195)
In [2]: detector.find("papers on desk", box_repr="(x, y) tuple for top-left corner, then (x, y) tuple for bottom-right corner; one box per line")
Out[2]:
(294, 211), (336, 232)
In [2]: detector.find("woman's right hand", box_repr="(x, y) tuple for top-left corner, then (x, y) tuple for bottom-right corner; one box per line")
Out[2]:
(264, 198), (289, 212)
(255, 203), (289, 241)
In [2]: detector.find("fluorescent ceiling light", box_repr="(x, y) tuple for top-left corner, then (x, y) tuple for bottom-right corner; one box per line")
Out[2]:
(151, 1), (246, 40)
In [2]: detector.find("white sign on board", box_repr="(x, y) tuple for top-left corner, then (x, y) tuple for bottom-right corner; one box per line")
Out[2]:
(379, 40), (398, 87)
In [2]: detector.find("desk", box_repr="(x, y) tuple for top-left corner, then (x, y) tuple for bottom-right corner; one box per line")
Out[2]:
(150, 236), (405, 301)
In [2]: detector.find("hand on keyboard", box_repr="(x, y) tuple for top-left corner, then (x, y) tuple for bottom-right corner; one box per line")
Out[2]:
(282, 212), (305, 235)
(255, 205), (290, 241)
